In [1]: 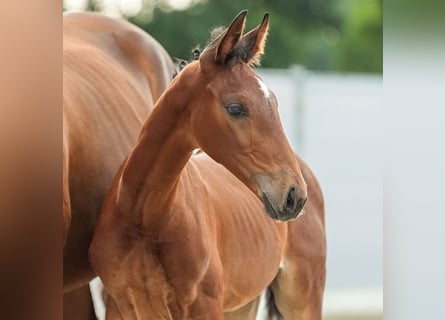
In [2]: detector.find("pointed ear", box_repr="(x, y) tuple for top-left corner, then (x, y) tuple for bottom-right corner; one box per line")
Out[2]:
(214, 10), (248, 63)
(236, 13), (270, 66)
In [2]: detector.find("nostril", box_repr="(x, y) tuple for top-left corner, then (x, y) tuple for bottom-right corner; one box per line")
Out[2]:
(286, 187), (297, 211)
(298, 197), (307, 209)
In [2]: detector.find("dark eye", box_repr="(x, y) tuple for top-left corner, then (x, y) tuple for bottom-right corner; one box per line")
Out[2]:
(225, 104), (247, 118)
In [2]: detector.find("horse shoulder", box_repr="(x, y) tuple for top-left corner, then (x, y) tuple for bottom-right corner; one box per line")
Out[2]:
(285, 154), (326, 260)
(295, 154), (324, 223)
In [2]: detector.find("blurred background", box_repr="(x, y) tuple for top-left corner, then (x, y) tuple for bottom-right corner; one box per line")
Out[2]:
(64, 1), (382, 319)
(64, 0), (382, 73)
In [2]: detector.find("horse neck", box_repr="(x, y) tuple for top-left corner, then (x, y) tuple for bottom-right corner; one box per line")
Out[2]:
(117, 80), (195, 226)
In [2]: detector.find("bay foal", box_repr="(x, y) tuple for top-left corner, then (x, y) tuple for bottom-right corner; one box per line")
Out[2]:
(90, 11), (326, 320)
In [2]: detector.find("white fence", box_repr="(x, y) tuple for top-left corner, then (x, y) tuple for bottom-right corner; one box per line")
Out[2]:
(258, 67), (383, 319)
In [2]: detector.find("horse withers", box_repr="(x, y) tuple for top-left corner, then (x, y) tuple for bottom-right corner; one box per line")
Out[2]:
(90, 10), (326, 320)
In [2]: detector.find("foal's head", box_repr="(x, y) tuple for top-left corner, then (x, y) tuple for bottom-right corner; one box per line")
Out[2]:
(180, 11), (307, 221)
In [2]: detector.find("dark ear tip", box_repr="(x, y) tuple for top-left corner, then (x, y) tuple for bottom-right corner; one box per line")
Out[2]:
(235, 10), (248, 20)
(230, 10), (248, 26)
(263, 12), (270, 21)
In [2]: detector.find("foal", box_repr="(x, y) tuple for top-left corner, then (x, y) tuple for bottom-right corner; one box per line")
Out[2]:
(90, 11), (326, 320)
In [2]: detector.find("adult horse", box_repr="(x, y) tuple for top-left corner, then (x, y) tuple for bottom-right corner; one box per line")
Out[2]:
(63, 11), (175, 319)
(90, 11), (326, 320)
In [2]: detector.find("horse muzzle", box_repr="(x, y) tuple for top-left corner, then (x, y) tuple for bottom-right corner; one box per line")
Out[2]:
(262, 186), (307, 221)
(251, 170), (307, 221)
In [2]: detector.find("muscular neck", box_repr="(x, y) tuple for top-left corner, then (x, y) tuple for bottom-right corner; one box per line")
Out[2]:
(116, 78), (196, 226)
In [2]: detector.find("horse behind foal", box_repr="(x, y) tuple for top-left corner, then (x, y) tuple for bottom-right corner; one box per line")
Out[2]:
(90, 11), (326, 320)
(63, 11), (175, 319)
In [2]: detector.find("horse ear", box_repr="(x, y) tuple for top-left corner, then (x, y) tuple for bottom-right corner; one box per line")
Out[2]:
(236, 13), (270, 66)
(214, 10), (248, 63)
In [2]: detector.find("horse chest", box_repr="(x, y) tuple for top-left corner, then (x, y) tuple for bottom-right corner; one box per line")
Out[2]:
(221, 232), (283, 310)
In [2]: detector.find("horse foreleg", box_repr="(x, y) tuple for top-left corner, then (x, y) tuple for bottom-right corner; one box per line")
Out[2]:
(270, 214), (326, 320)
(270, 261), (325, 320)
(223, 296), (260, 320)
(105, 297), (124, 320)
(63, 285), (96, 320)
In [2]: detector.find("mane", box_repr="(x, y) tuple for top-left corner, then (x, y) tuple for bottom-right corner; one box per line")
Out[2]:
(172, 25), (227, 79)
(172, 46), (202, 79)
(173, 25), (228, 78)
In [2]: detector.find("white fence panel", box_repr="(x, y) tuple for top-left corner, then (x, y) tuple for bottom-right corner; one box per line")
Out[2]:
(258, 68), (383, 319)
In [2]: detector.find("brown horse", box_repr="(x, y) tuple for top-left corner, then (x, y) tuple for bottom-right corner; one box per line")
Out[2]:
(63, 11), (175, 318)
(90, 11), (326, 320)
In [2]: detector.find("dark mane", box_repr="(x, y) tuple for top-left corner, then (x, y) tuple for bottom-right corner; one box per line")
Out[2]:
(172, 25), (229, 79)
(172, 46), (202, 79)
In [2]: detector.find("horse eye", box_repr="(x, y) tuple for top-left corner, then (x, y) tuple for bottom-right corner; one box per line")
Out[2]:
(225, 104), (247, 118)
